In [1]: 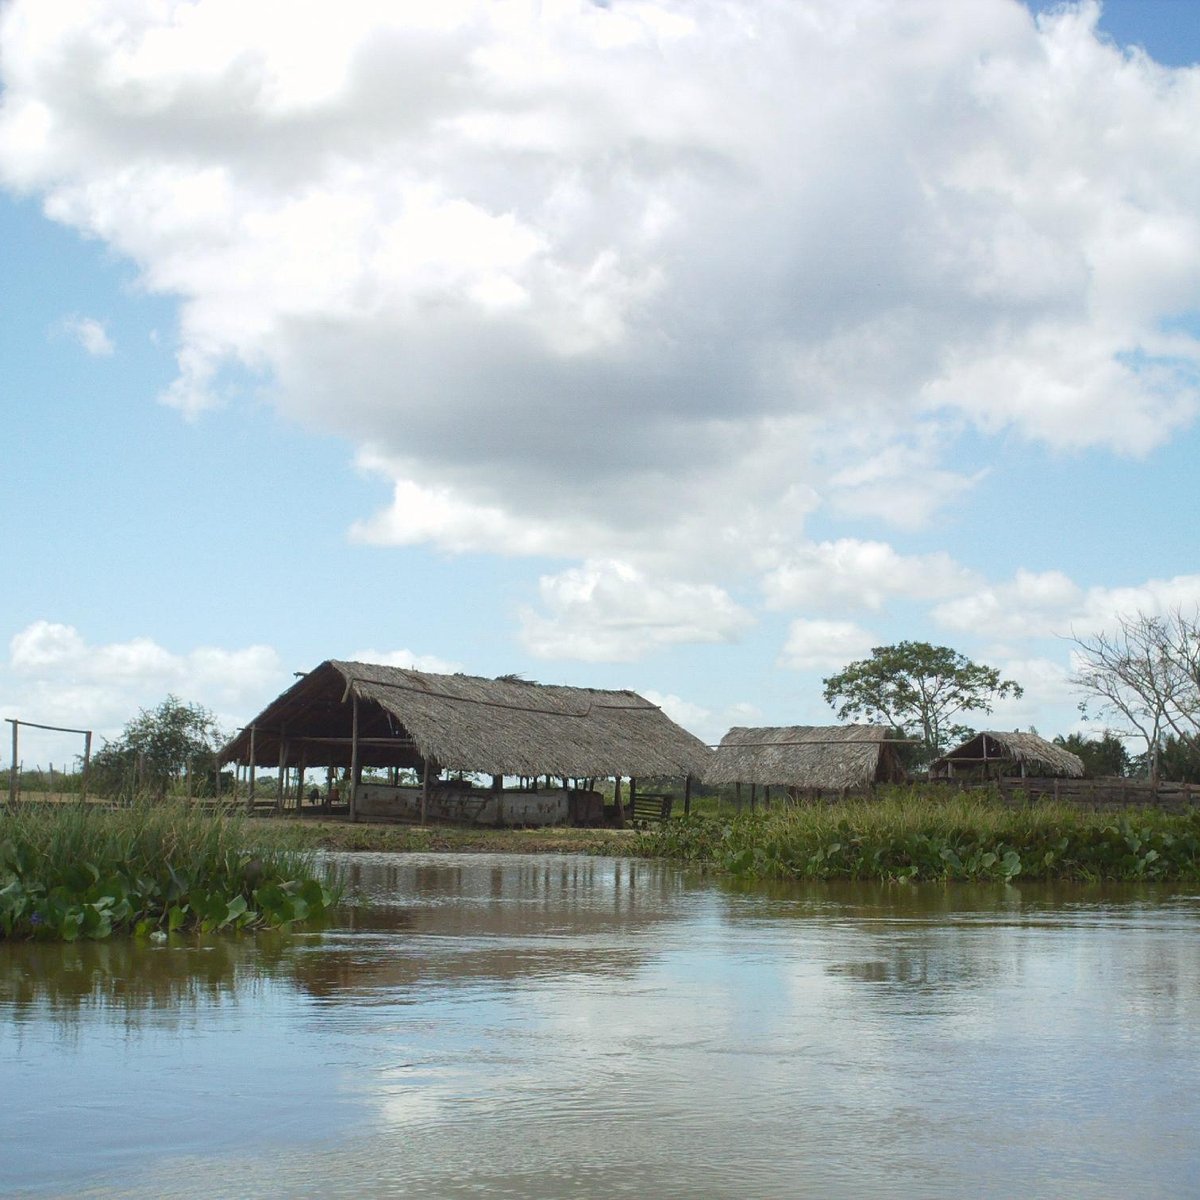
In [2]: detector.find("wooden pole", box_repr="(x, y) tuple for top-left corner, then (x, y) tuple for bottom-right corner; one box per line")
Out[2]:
(684, 773), (693, 817)
(421, 756), (430, 825)
(8, 719), (18, 805)
(736, 781), (742, 811)
(629, 776), (638, 822)
(276, 736), (287, 813)
(750, 783), (757, 810)
(296, 748), (307, 812)
(247, 725), (257, 814)
(81, 730), (92, 802)
(613, 775), (625, 827)
(349, 693), (359, 823)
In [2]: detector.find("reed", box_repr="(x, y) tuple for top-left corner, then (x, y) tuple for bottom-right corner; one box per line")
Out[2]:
(0, 800), (334, 940)
(636, 787), (1200, 882)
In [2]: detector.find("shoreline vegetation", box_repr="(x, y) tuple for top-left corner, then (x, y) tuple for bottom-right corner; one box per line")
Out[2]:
(0, 802), (333, 941)
(5, 789), (1200, 941)
(275, 788), (1200, 884)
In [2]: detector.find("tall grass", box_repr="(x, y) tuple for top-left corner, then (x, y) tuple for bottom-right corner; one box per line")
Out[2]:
(0, 801), (334, 941)
(635, 788), (1200, 882)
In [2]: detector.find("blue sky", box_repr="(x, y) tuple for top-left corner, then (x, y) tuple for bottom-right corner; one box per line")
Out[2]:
(2, 0), (1199, 766)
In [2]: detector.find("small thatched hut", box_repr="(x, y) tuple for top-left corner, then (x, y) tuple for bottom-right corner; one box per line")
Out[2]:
(220, 660), (711, 824)
(705, 725), (907, 795)
(930, 731), (1084, 780)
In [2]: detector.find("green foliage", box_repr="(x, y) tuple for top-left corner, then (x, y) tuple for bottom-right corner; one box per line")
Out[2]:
(90, 695), (226, 800)
(1156, 735), (1200, 784)
(822, 642), (1023, 765)
(0, 802), (335, 941)
(635, 789), (1200, 883)
(1053, 732), (1131, 778)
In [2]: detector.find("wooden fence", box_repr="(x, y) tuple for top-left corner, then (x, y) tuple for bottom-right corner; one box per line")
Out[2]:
(950, 776), (1200, 813)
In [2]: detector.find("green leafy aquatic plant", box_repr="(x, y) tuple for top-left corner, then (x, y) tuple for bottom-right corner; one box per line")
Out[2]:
(0, 801), (336, 941)
(633, 789), (1200, 883)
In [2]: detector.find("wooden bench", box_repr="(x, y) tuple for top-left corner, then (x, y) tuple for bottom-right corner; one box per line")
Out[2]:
(628, 792), (673, 825)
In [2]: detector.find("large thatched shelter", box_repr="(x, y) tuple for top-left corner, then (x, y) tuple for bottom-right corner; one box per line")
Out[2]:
(220, 660), (710, 822)
(705, 725), (906, 793)
(931, 731), (1084, 780)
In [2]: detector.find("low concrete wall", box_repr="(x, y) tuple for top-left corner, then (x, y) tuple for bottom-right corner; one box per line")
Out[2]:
(354, 784), (577, 827)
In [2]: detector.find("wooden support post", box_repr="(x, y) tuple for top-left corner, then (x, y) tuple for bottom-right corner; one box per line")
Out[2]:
(684, 773), (693, 817)
(736, 781), (742, 811)
(276, 736), (287, 813)
(8, 719), (18, 805)
(81, 730), (92, 802)
(421, 757), (430, 825)
(764, 785), (771, 808)
(629, 776), (638, 823)
(247, 726), (257, 814)
(297, 749), (307, 812)
(750, 783), (757, 810)
(349, 693), (360, 823)
(613, 775), (625, 827)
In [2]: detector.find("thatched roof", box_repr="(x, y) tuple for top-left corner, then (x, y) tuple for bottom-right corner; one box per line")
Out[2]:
(705, 725), (903, 789)
(932, 731), (1085, 778)
(220, 660), (710, 779)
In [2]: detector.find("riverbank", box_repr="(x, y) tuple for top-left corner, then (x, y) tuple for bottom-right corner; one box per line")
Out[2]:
(636, 792), (1200, 882)
(253, 791), (1200, 882)
(254, 817), (639, 855)
(0, 803), (333, 940)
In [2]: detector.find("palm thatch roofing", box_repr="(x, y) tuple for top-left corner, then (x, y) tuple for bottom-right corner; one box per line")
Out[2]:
(931, 731), (1085, 778)
(219, 660), (711, 779)
(705, 725), (905, 790)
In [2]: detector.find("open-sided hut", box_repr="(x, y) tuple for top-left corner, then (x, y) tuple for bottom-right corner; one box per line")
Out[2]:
(930, 731), (1084, 780)
(219, 660), (711, 825)
(705, 725), (906, 798)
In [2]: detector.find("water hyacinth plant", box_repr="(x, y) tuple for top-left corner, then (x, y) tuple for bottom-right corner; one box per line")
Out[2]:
(0, 801), (335, 941)
(635, 789), (1200, 883)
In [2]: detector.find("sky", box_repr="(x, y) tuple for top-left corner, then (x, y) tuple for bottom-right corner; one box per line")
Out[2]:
(2, 0), (1199, 769)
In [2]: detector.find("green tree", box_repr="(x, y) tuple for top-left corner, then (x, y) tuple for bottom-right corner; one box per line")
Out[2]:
(1052, 732), (1130, 778)
(1152, 735), (1200, 784)
(90, 695), (227, 800)
(822, 642), (1023, 766)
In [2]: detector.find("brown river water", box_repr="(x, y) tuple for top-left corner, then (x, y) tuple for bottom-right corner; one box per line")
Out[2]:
(3, 853), (1200, 1198)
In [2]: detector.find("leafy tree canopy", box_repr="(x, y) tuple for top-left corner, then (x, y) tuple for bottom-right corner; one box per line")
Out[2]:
(91, 695), (226, 799)
(1052, 732), (1131, 779)
(822, 641), (1023, 765)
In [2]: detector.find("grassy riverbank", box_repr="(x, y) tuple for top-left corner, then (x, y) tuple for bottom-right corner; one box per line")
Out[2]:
(256, 817), (637, 856)
(634, 791), (1200, 882)
(0, 803), (333, 941)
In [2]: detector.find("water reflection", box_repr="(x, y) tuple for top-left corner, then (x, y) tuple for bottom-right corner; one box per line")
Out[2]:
(3, 854), (1200, 1200)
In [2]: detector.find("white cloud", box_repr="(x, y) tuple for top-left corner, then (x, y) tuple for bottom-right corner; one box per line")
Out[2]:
(778, 618), (876, 672)
(61, 314), (114, 356)
(4, 1), (1200, 661)
(641, 688), (763, 746)
(763, 539), (979, 613)
(934, 570), (1200, 641)
(349, 647), (464, 675)
(2, 4), (1197, 514)
(4, 620), (284, 751)
(519, 559), (753, 662)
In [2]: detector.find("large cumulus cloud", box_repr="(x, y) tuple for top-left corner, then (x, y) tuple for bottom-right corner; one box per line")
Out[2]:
(3, 0), (1198, 660)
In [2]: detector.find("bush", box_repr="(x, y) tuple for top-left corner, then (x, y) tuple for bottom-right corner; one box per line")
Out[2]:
(635, 788), (1200, 883)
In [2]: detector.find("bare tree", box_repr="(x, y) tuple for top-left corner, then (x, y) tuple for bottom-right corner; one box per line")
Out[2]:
(1070, 609), (1200, 781)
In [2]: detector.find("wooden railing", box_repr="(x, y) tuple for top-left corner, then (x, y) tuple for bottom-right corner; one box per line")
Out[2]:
(951, 777), (1200, 812)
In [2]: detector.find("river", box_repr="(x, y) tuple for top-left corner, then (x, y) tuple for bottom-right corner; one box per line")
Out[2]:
(3, 853), (1199, 1198)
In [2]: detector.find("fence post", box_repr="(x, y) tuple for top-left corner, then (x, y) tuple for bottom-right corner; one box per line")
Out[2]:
(8, 719), (17, 805)
(81, 731), (92, 802)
